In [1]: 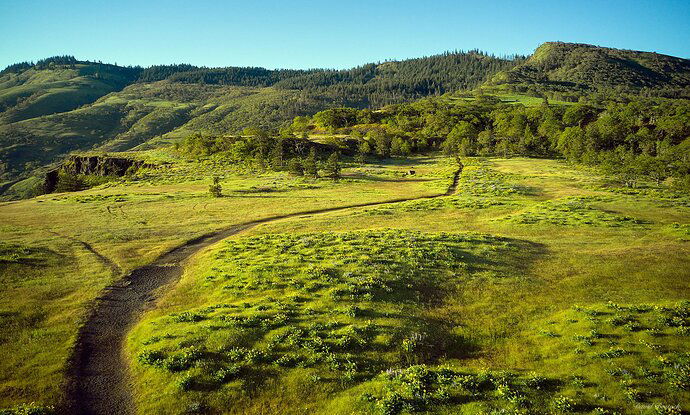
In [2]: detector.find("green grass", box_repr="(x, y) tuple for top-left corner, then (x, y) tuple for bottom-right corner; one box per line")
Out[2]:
(0, 64), (133, 124)
(444, 91), (576, 106)
(0, 82), (332, 181)
(0, 153), (452, 409)
(0, 155), (688, 413)
(127, 229), (538, 414)
(142, 157), (686, 414)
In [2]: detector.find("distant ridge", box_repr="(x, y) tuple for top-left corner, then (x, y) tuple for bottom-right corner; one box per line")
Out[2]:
(487, 42), (690, 98)
(1, 42), (690, 188)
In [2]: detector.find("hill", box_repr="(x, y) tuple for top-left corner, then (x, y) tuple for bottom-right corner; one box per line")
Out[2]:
(0, 56), (141, 124)
(487, 42), (690, 100)
(2, 42), (690, 195)
(0, 51), (519, 186)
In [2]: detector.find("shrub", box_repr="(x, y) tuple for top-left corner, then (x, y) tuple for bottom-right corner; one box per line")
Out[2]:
(323, 152), (341, 179)
(303, 148), (318, 177)
(598, 348), (631, 359)
(245, 349), (265, 364)
(344, 305), (362, 318)
(209, 176), (222, 197)
(184, 402), (210, 414)
(552, 395), (576, 413)
(173, 312), (205, 323)
(525, 372), (549, 390)
(0, 404), (55, 415)
(287, 158), (304, 176)
(274, 353), (301, 367)
(163, 348), (203, 372)
(214, 365), (241, 383)
(138, 350), (166, 367)
(377, 391), (405, 415)
(177, 374), (195, 391)
(654, 404), (682, 415)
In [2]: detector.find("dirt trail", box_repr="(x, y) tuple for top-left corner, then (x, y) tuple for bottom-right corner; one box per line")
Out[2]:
(64, 166), (462, 415)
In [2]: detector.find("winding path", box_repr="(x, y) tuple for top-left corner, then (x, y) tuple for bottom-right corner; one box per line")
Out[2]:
(64, 166), (462, 415)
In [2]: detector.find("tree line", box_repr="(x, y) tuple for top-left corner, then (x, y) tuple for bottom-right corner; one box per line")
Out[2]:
(176, 127), (342, 179)
(289, 96), (690, 189)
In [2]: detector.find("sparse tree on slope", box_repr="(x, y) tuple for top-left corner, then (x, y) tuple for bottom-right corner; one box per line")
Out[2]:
(324, 152), (341, 179)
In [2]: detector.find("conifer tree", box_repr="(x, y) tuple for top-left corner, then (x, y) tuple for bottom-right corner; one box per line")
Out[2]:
(324, 152), (341, 179)
(303, 147), (319, 177)
(288, 158), (304, 176)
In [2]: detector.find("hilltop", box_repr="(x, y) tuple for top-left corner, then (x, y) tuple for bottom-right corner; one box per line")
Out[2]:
(1, 42), (690, 194)
(487, 42), (690, 100)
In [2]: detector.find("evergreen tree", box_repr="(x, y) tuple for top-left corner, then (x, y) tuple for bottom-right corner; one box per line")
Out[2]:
(55, 171), (85, 193)
(303, 147), (319, 177)
(288, 158), (304, 176)
(270, 139), (284, 170)
(324, 152), (341, 179)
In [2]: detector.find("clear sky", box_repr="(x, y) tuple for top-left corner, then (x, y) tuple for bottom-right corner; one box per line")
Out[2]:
(1, 0), (689, 70)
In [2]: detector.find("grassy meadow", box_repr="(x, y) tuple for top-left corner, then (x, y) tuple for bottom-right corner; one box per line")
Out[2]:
(0, 152), (453, 410)
(124, 158), (690, 414)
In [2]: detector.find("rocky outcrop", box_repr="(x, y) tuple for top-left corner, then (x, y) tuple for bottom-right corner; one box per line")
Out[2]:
(61, 155), (149, 176)
(44, 155), (153, 193)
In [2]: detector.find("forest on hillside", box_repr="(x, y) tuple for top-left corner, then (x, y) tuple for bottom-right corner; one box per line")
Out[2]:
(175, 95), (690, 191)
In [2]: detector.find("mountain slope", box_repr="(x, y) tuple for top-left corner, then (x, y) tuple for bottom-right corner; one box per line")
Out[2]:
(0, 51), (518, 185)
(0, 57), (141, 124)
(2, 42), (690, 193)
(488, 42), (690, 97)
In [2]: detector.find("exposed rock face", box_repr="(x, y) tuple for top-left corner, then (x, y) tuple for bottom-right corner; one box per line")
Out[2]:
(62, 155), (147, 176)
(44, 155), (152, 193)
(44, 170), (59, 194)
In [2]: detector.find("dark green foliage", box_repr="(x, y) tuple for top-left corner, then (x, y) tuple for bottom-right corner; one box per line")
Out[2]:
(298, 96), (690, 184)
(0, 404), (55, 415)
(366, 365), (571, 415)
(313, 108), (360, 129)
(136, 64), (199, 82)
(54, 171), (86, 193)
(269, 139), (284, 170)
(208, 177), (222, 198)
(323, 152), (341, 178)
(303, 147), (319, 177)
(275, 51), (525, 107)
(0, 62), (33, 76)
(164, 67), (313, 87)
(287, 158), (304, 176)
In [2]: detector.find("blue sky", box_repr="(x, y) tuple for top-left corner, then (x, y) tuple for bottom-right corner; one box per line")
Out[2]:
(1, 0), (689, 70)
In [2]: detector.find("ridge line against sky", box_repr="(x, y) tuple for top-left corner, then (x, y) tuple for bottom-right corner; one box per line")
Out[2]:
(1, 0), (689, 70)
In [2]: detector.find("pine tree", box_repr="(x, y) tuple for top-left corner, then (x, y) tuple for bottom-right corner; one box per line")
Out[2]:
(55, 171), (85, 193)
(288, 158), (304, 176)
(324, 152), (341, 179)
(270, 139), (284, 171)
(303, 147), (319, 177)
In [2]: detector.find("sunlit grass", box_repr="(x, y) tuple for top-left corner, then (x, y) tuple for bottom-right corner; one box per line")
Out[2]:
(0, 153), (453, 409)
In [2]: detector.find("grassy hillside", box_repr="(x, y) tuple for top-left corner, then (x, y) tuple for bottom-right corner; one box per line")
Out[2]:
(0, 83), (334, 186)
(488, 42), (690, 100)
(2, 43), (690, 189)
(0, 51), (518, 185)
(0, 60), (140, 124)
